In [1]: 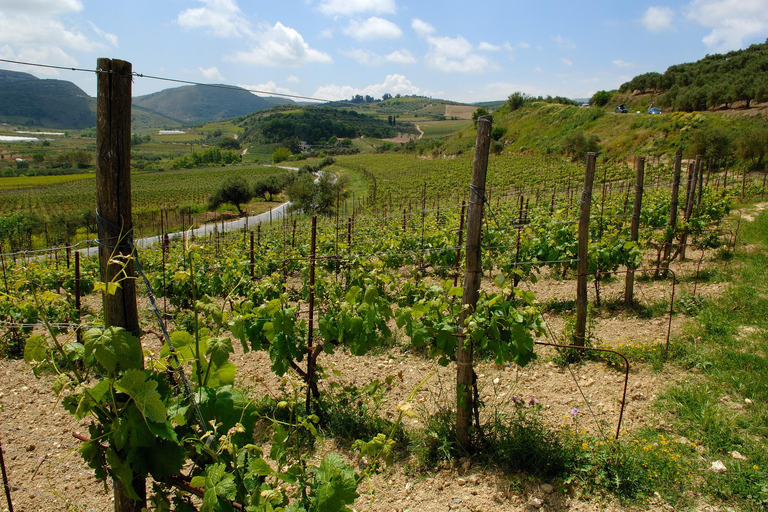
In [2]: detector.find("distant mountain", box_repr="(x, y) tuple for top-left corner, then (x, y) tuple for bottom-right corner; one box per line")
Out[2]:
(132, 84), (295, 124)
(131, 105), (183, 131)
(0, 69), (95, 129)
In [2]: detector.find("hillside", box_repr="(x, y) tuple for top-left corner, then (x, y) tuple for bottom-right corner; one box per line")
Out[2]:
(238, 106), (419, 145)
(0, 69), (95, 129)
(132, 84), (295, 124)
(326, 95), (474, 122)
(610, 41), (768, 112)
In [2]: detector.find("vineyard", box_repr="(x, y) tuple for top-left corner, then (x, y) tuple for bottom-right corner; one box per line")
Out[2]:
(2, 125), (767, 512)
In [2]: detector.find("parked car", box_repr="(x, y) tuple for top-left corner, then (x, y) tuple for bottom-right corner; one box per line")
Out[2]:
(648, 107), (661, 114)
(614, 105), (628, 113)
(581, 102), (590, 108)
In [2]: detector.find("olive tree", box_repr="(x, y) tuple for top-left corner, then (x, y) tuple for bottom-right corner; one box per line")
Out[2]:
(208, 175), (252, 215)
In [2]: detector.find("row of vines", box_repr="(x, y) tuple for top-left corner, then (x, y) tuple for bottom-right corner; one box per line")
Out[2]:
(0, 151), (757, 511)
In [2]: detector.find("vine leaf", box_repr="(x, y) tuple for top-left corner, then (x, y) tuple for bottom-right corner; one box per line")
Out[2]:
(105, 448), (140, 501)
(83, 327), (143, 374)
(315, 454), (359, 512)
(23, 334), (47, 364)
(206, 336), (233, 367)
(200, 462), (237, 512)
(114, 370), (167, 424)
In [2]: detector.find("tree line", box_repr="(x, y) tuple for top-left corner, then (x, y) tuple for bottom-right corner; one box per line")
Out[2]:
(619, 40), (768, 111)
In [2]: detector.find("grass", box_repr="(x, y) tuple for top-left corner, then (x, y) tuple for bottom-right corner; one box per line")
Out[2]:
(641, 208), (768, 509)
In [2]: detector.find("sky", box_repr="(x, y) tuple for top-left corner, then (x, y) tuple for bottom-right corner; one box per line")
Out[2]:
(1, 0), (767, 103)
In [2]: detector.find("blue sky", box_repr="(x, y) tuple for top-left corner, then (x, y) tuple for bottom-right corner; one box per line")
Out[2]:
(1, 0), (767, 103)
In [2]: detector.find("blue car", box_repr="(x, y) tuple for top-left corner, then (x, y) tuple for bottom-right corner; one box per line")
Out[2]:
(648, 107), (661, 114)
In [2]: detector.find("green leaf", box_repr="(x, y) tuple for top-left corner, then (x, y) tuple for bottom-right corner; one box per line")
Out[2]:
(83, 327), (143, 374)
(200, 463), (237, 512)
(114, 370), (167, 423)
(208, 361), (237, 386)
(248, 458), (276, 477)
(207, 336), (233, 367)
(72, 379), (111, 419)
(106, 448), (140, 501)
(23, 334), (47, 363)
(315, 454), (359, 512)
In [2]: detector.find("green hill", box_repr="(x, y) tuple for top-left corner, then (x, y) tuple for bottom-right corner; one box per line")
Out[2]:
(132, 84), (295, 124)
(0, 69), (95, 129)
(131, 105), (184, 131)
(603, 41), (768, 112)
(325, 95), (474, 122)
(239, 106), (419, 145)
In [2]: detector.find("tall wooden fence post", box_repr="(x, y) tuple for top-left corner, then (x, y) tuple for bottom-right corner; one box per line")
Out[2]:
(457, 115), (492, 453)
(95, 57), (144, 512)
(662, 149), (682, 275)
(305, 216), (318, 412)
(624, 157), (645, 307)
(574, 153), (597, 346)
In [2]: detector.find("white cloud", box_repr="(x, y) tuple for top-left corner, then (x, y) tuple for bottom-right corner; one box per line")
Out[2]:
(286, 74), (300, 83)
(553, 35), (576, 49)
(343, 17), (402, 40)
(87, 22), (118, 47)
(239, 80), (301, 98)
(228, 22), (332, 67)
(341, 48), (383, 65)
(313, 73), (419, 101)
(534, 66), (543, 73)
(176, 0), (251, 38)
(320, 28), (334, 38)
(0, 8), (116, 68)
(0, 44), (77, 77)
(484, 82), (550, 100)
(685, 0), (768, 51)
(424, 35), (494, 73)
(318, 0), (396, 16)
(385, 48), (416, 64)
(411, 18), (435, 37)
(0, 0), (83, 14)
(341, 46), (415, 65)
(561, 58), (573, 66)
(641, 6), (675, 33)
(613, 59), (634, 68)
(478, 42), (501, 51)
(199, 66), (224, 80)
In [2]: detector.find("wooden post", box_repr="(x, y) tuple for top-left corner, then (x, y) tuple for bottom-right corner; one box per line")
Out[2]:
(0, 434), (13, 512)
(695, 155), (703, 207)
(763, 163), (768, 189)
(453, 201), (467, 288)
(95, 57), (144, 511)
(250, 231), (255, 280)
(305, 216), (318, 412)
(662, 149), (682, 275)
(624, 157), (645, 307)
(457, 114), (492, 453)
(574, 153), (597, 346)
(74, 251), (82, 344)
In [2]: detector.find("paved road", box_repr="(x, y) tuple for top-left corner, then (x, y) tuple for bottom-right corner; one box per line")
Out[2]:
(72, 201), (291, 258)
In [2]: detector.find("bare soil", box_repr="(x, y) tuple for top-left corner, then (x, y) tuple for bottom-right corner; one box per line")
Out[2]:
(0, 243), (737, 512)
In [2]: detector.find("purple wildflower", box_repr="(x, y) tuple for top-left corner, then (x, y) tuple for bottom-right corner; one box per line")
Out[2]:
(529, 398), (540, 406)
(570, 407), (580, 416)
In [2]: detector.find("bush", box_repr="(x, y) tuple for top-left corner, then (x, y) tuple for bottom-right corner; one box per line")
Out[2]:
(590, 90), (612, 107)
(272, 147), (292, 163)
